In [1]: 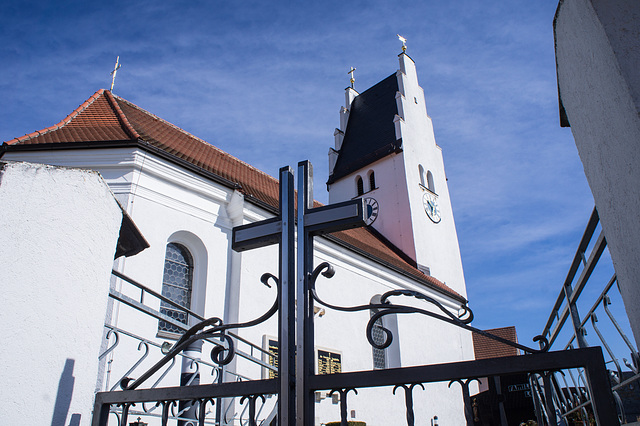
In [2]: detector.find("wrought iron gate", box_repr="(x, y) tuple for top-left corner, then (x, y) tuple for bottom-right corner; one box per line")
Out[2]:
(92, 161), (620, 426)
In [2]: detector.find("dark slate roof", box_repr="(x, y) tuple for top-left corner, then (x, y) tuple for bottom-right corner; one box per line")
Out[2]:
(327, 73), (402, 184)
(2, 89), (465, 302)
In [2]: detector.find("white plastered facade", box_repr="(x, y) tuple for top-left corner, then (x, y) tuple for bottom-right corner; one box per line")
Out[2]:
(555, 0), (640, 349)
(0, 161), (123, 425)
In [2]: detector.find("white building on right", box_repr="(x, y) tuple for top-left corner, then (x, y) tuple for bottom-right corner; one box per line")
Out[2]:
(554, 0), (640, 349)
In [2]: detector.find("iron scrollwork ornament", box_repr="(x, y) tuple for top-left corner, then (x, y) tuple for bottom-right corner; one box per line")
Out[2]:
(120, 273), (281, 391)
(309, 262), (549, 354)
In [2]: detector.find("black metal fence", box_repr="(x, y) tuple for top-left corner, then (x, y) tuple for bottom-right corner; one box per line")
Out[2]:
(91, 164), (621, 426)
(534, 208), (639, 424)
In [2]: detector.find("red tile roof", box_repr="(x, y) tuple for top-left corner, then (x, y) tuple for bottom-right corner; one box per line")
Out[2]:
(473, 326), (519, 360)
(3, 89), (464, 302)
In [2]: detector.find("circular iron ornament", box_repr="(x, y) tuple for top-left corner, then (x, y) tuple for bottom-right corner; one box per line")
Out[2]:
(210, 334), (235, 365)
(363, 197), (379, 225)
(422, 192), (441, 223)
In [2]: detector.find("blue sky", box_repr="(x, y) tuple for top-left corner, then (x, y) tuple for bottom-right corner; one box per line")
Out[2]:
(1, 1), (625, 354)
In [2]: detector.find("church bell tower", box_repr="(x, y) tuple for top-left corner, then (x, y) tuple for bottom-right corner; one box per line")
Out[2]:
(327, 50), (467, 297)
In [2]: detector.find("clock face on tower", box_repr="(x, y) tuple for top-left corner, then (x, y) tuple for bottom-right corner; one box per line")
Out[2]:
(422, 192), (441, 223)
(364, 197), (379, 225)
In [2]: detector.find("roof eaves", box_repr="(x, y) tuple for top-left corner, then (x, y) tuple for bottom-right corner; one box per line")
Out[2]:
(1, 140), (135, 154)
(244, 193), (279, 215)
(0, 139), (243, 193)
(365, 226), (418, 268)
(132, 139), (243, 191)
(5, 89), (107, 145)
(553, 0), (571, 128)
(322, 232), (467, 303)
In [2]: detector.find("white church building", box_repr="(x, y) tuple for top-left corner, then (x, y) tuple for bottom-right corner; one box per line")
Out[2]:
(1, 52), (475, 425)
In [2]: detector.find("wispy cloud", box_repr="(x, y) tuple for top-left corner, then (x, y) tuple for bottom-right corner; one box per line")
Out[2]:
(1, 0), (599, 347)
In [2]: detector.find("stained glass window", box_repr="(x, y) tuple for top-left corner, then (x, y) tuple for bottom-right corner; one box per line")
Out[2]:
(158, 243), (193, 334)
(371, 315), (386, 369)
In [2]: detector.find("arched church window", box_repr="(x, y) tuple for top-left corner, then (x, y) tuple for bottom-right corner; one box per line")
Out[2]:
(370, 295), (387, 369)
(418, 165), (426, 187)
(371, 314), (386, 369)
(427, 170), (435, 193)
(368, 171), (376, 191)
(356, 176), (364, 196)
(159, 243), (194, 334)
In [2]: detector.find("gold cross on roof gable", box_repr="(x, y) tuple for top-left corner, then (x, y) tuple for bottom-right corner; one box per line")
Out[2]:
(110, 56), (121, 92)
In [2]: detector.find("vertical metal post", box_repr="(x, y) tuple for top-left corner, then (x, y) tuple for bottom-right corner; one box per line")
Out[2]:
(296, 161), (315, 425)
(542, 373), (558, 426)
(279, 166), (296, 426)
(91, 397), (110, 426)
(493, 376), (508, 426)
(178, 341), (202, 425)
(460, 383), (474, 426)
(529, 374), (545, 426)
(564, 283), (588, 349)
(215, 361), (223, 425)
(584, 349), (621, 426)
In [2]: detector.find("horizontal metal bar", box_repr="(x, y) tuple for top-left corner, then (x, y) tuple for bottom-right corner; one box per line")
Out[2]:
(309, 348), (605, 390)
(94, 378), (278, 404)
(563, 274), (618, 351)
(107, 293), (275, 371)
(567, 232), (607, 307)
(101, 325), (260, 380)
(111, 270), (272, 358)
(111, 290), (185, 329)
(113, 269), (197, 315)
(612, 371), (640, 391)
(232, 217), (282, 251)
(546, 231), (607, 347)
(542, 208), (600, 338)
(559, 398), (592, 418)
(304, 198), (365, 236)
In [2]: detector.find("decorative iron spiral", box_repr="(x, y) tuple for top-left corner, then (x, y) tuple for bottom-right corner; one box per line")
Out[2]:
(309, 262), (549, 354)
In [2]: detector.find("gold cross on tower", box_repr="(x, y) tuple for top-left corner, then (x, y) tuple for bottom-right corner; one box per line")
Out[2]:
(348, 67), (356, 89)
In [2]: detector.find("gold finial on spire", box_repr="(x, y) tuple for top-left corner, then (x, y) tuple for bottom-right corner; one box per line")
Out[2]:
(397, 34), (407, 53)
(348, 67), (356, 89)
(110, 56), (121, 92)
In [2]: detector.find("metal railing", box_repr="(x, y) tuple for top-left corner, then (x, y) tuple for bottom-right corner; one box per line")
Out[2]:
(99, 270), (278, 425)
(535, 207), (639, 425)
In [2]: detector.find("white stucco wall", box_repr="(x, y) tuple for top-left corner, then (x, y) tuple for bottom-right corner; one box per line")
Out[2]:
(555, 0), (640, 347)
(0, 161), (123, 425)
